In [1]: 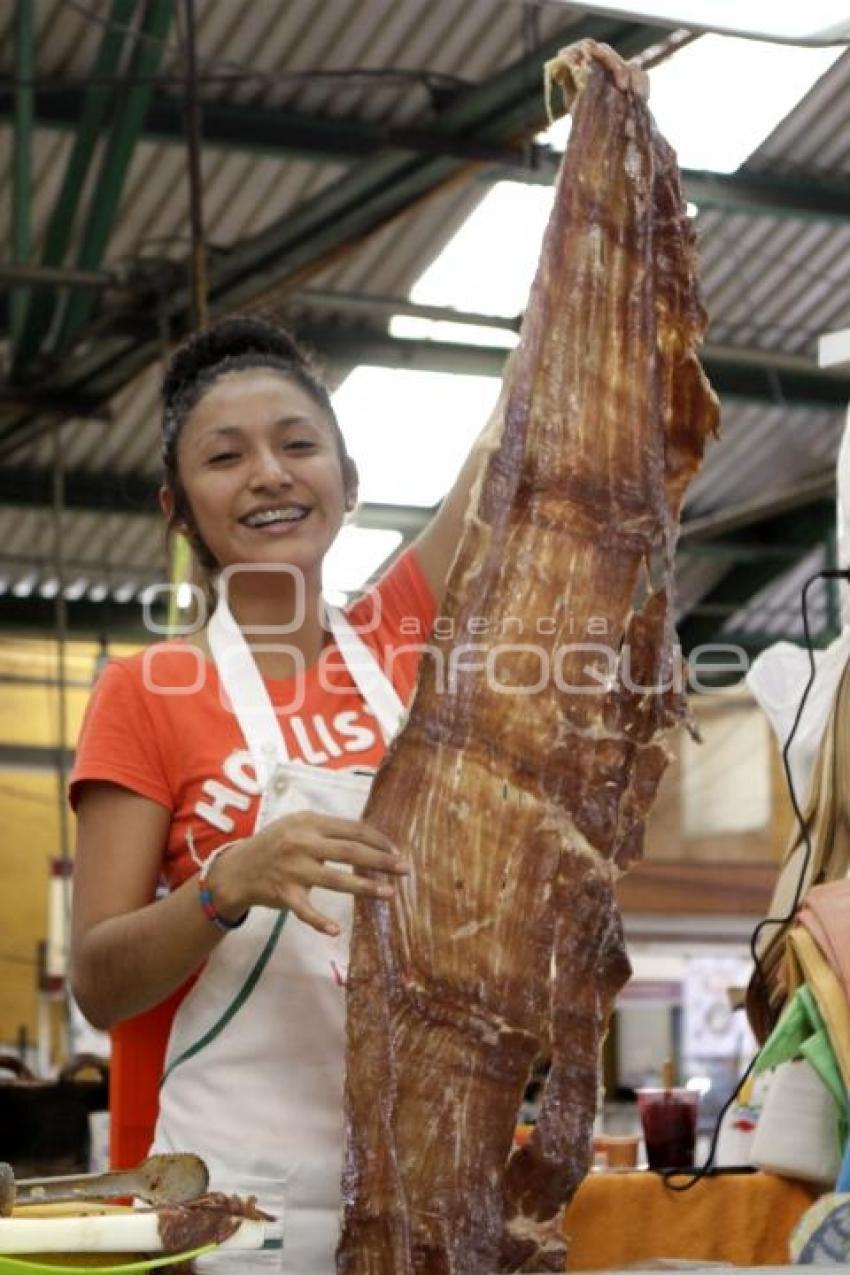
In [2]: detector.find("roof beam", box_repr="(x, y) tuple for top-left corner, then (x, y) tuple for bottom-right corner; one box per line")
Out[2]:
(0, 386), (110, 420)
(0, 16), (661, 453)
(51, 0), (174, 358)
(0, 466), (432, 535)
(677, 502), (836, 656)
(6, 86), (850, 223)
(10, 0), (35, 347)
(0, 592), (150, 640)
(681, 472), (836, 542)
(0, 463), (833, 552)
(12, 0), (141, 373)
(293, 324), (850, 408)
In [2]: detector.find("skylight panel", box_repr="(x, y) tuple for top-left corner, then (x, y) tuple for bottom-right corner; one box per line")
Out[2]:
(647, 35), (844, 172)
(323, 527), (402, 593)
(409, 182), (555, 318)
(333, 367), (501, 507)
(536, 114), (572, 151)
(389, 316), (519, 349)
(402, 35), (842, 322)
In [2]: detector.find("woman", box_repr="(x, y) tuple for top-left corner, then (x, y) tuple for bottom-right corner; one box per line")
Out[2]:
(69, 315), (487, 1271)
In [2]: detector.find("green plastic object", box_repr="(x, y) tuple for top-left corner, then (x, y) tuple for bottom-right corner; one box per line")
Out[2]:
(0, 1247), (214, 1274)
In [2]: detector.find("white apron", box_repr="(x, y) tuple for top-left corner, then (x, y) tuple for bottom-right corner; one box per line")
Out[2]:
(151, 597), (404, 1273)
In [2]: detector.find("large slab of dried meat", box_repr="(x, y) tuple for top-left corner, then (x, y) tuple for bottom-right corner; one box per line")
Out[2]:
(338, 39), (719, 1275)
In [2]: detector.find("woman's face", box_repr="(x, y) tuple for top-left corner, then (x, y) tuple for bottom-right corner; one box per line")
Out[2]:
(170, 369), (355, 584)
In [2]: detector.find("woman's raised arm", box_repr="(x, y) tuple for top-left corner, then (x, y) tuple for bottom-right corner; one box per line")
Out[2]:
(412, 378), (507, 608)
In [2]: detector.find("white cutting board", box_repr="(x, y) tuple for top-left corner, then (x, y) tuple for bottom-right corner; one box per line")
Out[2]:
(0, 1209), (266, 1254)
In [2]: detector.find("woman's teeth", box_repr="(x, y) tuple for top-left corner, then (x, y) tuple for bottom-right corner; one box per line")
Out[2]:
(243, 507), (309, 528)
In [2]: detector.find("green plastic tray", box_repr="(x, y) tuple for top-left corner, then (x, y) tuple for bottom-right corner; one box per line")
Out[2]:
(0, 1247), (214, 1274)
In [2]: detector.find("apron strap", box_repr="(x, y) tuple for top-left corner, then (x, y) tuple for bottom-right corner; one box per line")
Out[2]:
(209, 592), (407, 769)
(326, 606), (405, 744)
(207, 599), (289, 783)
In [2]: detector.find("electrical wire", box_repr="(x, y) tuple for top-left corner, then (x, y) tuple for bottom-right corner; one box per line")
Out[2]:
(662, 566), (846, 1191)
(17, 68), (474, 91)
(55, 0), (471, 96)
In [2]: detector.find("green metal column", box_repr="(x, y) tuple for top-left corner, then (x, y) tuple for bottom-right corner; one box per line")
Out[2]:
(11, 0), (34, 347)
(13, 0), (141, 375)
(53, 0), (174, 358)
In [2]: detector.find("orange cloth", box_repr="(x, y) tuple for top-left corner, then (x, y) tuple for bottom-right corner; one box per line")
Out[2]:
(108, 986), (190, 1169)
(69, 548), (435, 1169)
(563, 1170), (818, 1269)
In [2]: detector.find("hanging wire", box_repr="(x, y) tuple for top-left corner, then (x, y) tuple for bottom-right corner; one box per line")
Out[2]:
(56, 0), (470, 97)
(181, 0), (207, 332)
(163, 0), (204, 633)
(662, 567), (847, 1191)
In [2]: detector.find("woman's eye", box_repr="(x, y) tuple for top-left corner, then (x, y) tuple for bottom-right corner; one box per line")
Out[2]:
(208, 451), (239, 464)
(285, 439), (316, 452)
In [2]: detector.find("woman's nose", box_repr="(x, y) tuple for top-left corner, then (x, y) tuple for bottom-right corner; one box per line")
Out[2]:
(248, 447), (292, 488)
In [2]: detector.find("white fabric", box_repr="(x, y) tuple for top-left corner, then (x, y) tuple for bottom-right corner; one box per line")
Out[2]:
(152, 596), (404, 1273)
(750, 1059), (842, 1185)
(746, 630), (850, 809)
(747, 404), (850, 807)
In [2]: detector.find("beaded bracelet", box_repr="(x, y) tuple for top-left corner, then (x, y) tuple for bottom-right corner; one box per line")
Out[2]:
(199, 841), (249, 932)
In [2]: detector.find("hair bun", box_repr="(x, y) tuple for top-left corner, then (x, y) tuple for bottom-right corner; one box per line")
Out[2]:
(162, 314), (308, 404)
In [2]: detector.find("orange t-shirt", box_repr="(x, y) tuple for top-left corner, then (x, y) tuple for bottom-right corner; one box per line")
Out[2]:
(71, 547), (435, 881)
(70, 547), (435, 1165)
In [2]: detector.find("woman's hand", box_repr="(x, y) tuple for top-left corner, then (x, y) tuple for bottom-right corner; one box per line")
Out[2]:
(210, 813), (409, 936)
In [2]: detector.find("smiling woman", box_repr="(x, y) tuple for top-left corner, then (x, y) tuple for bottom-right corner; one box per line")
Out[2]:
(164, 371), (356, 638)
(67, 314), (493, 1273)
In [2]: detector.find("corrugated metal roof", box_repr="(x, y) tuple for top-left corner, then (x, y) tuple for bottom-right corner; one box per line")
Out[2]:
(746, 48), (850, 177)
(720, 546), (833, 640)
(697, 208), (850, 357)
(1, 3), (849, 645)
(684, 403), (845, 517)
(695, 48), (850, 359)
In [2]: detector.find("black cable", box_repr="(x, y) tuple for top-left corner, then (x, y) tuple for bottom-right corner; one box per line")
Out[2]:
(53, 1), (471, 95)
(663, 566), (849, 1191)
(748, 571), (828, 996)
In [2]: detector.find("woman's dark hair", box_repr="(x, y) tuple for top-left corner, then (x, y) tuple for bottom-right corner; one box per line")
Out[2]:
(160, 314), (354, 571)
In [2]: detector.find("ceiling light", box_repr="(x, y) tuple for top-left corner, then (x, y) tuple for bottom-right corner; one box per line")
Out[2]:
(38, 577), (60, 598)
(64, 577), (88, 600)
(112, 581), (137, 604)
(12, 574), (35, 597)
(88, 583), (108, 602)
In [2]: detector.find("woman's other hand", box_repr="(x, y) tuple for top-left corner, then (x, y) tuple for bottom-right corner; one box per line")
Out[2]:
(210, 813), (410, 936)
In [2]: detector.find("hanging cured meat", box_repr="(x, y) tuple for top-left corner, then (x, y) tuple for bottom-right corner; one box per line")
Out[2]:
(338, 39), (719, 1275)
